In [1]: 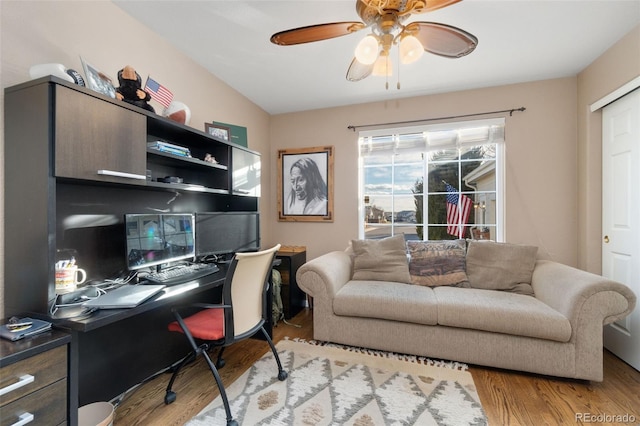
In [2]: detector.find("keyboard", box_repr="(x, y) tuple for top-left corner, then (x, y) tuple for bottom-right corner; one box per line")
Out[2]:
(144, 263), (220, 286)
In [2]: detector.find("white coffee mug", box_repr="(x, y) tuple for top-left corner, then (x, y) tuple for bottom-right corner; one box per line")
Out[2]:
(55, 266), (87, 294)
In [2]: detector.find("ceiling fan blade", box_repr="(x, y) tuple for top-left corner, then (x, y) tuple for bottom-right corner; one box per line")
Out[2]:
(407, 22), (478, 58)
(270, 22), (366, 46)
(346, 57), (373, 82)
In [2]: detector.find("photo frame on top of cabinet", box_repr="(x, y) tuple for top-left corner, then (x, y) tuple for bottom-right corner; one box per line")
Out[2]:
(214, 121), (247, 147)
(205, 123), (230, 141)
(278, 146), (334, 222)
(80, 57), (116, 99)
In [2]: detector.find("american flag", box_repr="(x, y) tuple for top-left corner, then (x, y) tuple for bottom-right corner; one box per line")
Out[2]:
(445, 183), (472, 238)
(144, 77), (173, 108)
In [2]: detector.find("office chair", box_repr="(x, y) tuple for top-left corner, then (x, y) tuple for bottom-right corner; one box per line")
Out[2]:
(164, 244), (287, 426)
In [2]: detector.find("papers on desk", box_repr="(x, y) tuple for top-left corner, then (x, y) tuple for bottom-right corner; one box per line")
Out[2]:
(0, 317), (52, 341)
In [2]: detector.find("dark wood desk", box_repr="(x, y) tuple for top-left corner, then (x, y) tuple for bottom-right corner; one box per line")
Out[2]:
(50, 269), (227, 409)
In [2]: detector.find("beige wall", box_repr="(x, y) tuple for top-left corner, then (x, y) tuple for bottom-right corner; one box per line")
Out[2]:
(0, 1), (637, 316)
(271, 78), (579, 262)
(577, 25), (640, 274)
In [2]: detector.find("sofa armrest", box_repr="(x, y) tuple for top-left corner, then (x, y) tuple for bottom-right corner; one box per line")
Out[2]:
(296, 250), (352, 302)
(532, 260), (636, 327)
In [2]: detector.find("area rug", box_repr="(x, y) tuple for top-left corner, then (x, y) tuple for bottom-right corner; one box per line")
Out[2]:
(187, 338), (487, 426)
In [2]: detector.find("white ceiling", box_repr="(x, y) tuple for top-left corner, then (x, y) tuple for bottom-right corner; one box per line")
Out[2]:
(113, 1), (640, 115)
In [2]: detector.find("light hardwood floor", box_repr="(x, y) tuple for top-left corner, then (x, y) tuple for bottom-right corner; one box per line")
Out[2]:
(115, 309), (640, 425)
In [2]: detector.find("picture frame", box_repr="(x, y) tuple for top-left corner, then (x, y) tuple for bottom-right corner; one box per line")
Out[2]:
(205, 123), (231, 141)
(213, 121), (247, 147)
(278, 146), (334, 222)
(80, 57), (116, 99)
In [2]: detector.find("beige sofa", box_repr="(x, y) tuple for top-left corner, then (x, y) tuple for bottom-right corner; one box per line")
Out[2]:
(296, 237), (636, 381)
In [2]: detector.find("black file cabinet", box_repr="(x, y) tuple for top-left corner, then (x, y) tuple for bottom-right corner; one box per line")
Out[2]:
(274, 250), (307, 319)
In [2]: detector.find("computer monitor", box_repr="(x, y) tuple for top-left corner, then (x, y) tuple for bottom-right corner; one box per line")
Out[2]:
(125, 213), (195, 270)
(195, 211), (260, 258)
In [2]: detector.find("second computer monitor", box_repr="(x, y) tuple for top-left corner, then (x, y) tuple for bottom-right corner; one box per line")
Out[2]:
(195, 211), (260, 258)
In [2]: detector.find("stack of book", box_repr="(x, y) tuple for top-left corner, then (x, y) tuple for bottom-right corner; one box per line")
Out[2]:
(147, 141), (191, 158)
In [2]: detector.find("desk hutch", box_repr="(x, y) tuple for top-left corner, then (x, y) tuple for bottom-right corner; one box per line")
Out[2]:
(3, 76), (261, 424)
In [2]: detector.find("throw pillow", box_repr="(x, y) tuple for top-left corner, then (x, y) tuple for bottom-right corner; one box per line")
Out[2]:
(407, 240), (469, 287)
(466, 240), (538, 295)
(351, 234), (411, 283)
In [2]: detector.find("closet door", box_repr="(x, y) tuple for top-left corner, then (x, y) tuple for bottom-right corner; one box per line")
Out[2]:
(602, 89), (640, 371)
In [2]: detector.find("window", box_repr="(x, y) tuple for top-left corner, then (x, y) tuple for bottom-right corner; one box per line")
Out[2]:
(359, 118), (505, 241)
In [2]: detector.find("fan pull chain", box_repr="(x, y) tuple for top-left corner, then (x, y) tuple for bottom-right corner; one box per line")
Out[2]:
(385, 58), (389, 90)
(397, 45), (401, 90)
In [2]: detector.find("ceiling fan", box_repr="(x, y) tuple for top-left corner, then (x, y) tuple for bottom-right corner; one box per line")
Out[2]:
(270, 0), (478, 85)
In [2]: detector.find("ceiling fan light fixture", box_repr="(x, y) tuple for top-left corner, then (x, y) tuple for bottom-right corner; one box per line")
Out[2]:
(399, 34), (424, 64)
(355, 35), (380, 65)
(372, 53), (393, 77)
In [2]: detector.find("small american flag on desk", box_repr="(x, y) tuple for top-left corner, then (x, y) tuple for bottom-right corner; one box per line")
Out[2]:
(144, 76), (173, 108)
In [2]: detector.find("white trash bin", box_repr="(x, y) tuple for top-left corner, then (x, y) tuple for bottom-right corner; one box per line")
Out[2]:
(78, 402), (114, 426)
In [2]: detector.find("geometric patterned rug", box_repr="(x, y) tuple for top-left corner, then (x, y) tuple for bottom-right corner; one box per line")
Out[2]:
(187, 338), (488, 425)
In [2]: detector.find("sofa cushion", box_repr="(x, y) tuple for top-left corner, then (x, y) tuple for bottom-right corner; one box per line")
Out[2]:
(351, 234), (411, 284)
(466, 240), (538, 295)
(334, 280), (438, 325)
(434, 286), (572, 342)
(407, 239), (469, 287)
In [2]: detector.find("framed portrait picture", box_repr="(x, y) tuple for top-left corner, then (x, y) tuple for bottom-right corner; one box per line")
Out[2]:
(205, 123), (231, 141)
(278, 146), (334, 222)
(80, 57), (116, 99)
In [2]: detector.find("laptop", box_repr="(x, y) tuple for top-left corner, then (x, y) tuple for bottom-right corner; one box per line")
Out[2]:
(83, 284), (166, 309)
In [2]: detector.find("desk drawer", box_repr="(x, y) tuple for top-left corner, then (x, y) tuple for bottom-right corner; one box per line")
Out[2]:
(0, 345), (66, 406)
(0, 379), (67, 426)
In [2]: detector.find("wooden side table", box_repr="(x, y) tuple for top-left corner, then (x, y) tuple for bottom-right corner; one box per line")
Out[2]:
(274, 249), (307, 319)
(1, 329), (72, 426)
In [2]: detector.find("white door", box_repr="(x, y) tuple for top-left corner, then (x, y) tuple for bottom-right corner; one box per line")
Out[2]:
(602, 89), (640, 370)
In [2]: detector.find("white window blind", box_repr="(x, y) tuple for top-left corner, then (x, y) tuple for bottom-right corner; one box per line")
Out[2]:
(359, 118), (505, 156)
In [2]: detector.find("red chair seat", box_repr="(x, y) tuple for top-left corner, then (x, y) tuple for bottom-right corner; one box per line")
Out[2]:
(168, 308), (225, 341)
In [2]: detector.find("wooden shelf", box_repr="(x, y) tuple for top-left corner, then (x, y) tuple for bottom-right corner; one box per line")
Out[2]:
(147, 148), (228, 171)
(145, 180), (229, 194)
